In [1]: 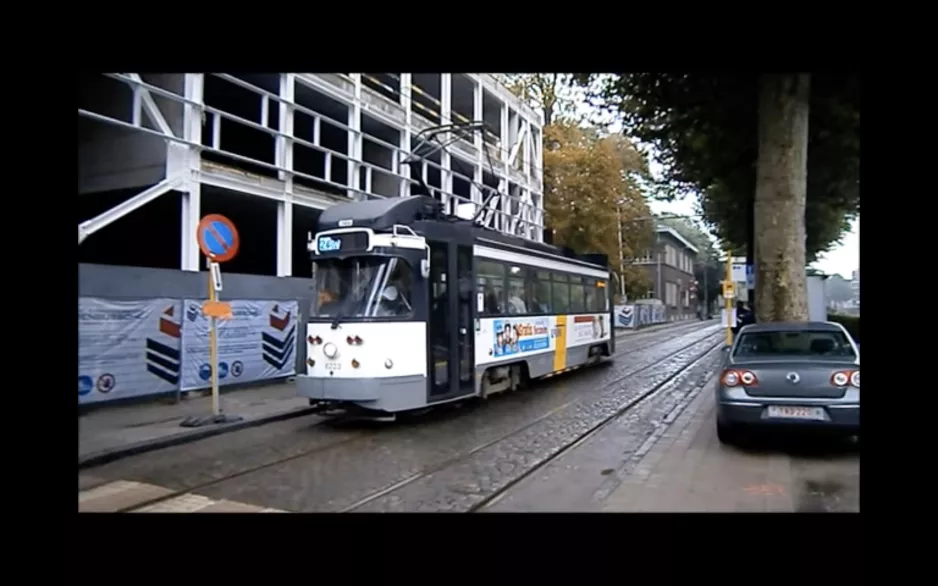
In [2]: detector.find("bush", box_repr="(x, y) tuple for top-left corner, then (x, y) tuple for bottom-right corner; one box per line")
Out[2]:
(827, 313), (859, 342)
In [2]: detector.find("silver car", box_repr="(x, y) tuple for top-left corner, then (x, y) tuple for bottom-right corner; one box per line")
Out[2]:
(715, 321), (860, 445)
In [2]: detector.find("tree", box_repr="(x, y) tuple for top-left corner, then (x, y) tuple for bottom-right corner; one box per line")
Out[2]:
(824, 275), (854, 303)
(502, 75), (655, 297)
(578, 73), (860, 321)
(543, 122), (654, 295)
(498, 74), (586, 126)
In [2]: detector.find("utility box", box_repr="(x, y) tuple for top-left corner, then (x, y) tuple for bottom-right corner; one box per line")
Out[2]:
(806, 275), (828, 322)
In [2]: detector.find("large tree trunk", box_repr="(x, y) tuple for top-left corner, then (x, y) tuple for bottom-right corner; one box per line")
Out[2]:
(754, 74), (811, 322)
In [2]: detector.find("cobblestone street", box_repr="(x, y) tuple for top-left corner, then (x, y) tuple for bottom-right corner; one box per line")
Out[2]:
(485, 374), (860, 513)
(79, 324), (725, 513)
(601, 387), (859, 512)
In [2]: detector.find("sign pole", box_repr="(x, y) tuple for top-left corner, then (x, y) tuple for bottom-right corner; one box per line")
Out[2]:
(725, 252), (734, 347)
(208, 259), (220, 417)
(181, 214), (244, 428)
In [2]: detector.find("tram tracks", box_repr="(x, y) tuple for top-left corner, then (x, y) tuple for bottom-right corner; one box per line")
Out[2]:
(471, 338), (725, 512)
(114, 324), (721, 512)
(339, 330), (723, 512)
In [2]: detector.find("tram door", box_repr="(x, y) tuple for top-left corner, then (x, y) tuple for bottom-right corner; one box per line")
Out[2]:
(427, 241), (476, 402)
(455, 245), (475, 394)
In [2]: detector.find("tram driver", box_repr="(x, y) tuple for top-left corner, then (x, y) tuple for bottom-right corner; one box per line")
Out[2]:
(317, 288), (342, 316)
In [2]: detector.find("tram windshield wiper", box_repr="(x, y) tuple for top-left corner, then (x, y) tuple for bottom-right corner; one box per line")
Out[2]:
(330, 304), (352, 329)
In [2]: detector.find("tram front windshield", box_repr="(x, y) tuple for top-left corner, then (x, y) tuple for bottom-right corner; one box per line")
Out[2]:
(313, 256), (413, 319)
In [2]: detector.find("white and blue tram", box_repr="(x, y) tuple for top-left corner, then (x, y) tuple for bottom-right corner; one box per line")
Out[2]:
(296, 195), (615, 418)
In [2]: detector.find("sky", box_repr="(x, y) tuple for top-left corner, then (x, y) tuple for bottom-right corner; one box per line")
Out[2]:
(647, 193), (860, 280)
(567, 84), (859, 280)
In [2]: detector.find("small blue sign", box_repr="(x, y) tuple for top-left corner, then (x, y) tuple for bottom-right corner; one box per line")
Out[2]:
(318, 236), (342, 252)
(231, 361), (244, 377)
(79, 375), (93, 396)
(198, 363), (212, 381)
(218, 361), (229, 379)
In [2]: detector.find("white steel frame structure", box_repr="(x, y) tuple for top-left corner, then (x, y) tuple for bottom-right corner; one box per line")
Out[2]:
(78, 73), (545, 276)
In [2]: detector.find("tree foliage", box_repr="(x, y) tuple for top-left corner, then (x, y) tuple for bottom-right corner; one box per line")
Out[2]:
(543, 122), (654, 294)
(824, 275), (854, 303)
(579, 74), (859, 261)
(498, 73), (585, 126)
(578, 73), (859, 320)
(501, 74), (656, 297)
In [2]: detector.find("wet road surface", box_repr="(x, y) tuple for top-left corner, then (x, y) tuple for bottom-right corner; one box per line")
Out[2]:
(79, 322), (723, 512)
(484, 368), (859, 513)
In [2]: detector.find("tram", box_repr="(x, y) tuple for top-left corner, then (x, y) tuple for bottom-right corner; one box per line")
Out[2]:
(295, 123), (615, 419)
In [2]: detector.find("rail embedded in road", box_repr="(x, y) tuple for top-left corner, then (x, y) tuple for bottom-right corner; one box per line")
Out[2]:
(79, 324), (724, 513)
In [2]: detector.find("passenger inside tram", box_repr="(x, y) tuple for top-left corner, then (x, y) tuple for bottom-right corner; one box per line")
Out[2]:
(507, 283), (527, 314)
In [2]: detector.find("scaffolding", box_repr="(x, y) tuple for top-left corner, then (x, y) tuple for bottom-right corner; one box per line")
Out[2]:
(78, 73), (546, 275)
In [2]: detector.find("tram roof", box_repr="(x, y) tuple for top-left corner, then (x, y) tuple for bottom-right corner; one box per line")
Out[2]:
(317, 196), (609, 270)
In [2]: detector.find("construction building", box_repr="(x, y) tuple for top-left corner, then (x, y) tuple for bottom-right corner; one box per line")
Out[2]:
(78, 74), (545, 294)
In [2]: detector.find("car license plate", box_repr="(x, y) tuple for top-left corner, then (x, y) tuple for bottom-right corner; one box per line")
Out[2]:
(766, 406), (825, 420)
(325, 362), (341, 370)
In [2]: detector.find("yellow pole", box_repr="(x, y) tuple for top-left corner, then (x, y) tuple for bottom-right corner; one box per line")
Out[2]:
(208, 262), (220, 417)
(725, 253), (733, 347)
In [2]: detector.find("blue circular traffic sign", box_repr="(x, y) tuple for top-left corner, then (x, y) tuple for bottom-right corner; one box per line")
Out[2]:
(197, 214), (240, 262)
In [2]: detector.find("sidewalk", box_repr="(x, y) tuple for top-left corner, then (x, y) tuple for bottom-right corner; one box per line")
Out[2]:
(78, 319), (706, 469)
(78, 380), (315, 468)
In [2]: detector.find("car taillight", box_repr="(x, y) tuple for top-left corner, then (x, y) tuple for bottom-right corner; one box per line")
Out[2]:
(721, 369), (758, 387)
(832, 370), (859, 388)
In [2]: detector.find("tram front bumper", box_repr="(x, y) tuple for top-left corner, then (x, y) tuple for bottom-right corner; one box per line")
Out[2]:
(295, 374), (427, 410)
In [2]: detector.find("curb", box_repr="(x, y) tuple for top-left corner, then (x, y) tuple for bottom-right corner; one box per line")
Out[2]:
(78, 405), (319, 471)
(78, 321), (714, 471)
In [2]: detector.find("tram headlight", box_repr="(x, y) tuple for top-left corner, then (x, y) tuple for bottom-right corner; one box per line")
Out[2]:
(385, 359), (393, 369)
(323, 342), (338, 358)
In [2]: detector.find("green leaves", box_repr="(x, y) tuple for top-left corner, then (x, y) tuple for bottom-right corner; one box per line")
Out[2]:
(582, 73), (859, 261)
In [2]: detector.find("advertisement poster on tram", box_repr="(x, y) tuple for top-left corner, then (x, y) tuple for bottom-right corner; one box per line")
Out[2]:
(492, 317), (550, 357)
(570, 314), (608, 344)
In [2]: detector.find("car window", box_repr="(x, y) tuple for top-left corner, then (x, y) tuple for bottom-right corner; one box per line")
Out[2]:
(734, 330), (856, 358)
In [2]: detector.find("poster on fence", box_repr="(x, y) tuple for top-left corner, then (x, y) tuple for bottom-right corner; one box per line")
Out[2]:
(180, 299), (298, 390)
(78, 297), (183, 405)
(615, 305), (636, 329)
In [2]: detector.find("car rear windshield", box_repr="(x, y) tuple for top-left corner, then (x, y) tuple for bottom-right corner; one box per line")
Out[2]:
(734, 330), (857, 359)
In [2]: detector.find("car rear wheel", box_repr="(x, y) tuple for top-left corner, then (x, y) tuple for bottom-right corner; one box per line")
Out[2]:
(717, 419), (738, 445)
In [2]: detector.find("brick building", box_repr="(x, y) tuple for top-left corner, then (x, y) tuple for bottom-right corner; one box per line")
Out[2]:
(631, 225), (699, 319)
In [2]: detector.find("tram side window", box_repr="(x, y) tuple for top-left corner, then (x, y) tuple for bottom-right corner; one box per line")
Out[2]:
(477, 260), (507, 316)
(506, 265), (527, 315)
(585, 279), (606, 313)
(569, 277), (587, 314)
(530, 270), (552, 314)
(552, 272), (571, 314)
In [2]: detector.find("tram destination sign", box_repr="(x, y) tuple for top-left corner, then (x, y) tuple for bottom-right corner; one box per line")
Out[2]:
(317, 231), (370, 254)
